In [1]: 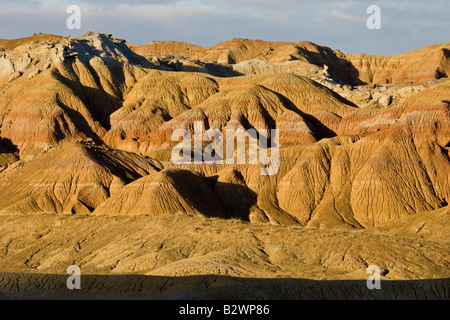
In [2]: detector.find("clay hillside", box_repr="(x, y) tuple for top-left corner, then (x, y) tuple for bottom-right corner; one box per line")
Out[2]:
(0, 33), (449, 299)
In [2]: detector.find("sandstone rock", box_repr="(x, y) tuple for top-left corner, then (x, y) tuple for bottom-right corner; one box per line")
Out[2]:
(343, 43), (450, 84)
(378, 94), (392, 107)
(0, 34), (449, 299)
(93, 169), (224, 217)
(0, 142), (162, 214)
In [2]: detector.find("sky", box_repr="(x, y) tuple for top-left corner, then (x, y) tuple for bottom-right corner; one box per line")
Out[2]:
(0, 0), (448, 55)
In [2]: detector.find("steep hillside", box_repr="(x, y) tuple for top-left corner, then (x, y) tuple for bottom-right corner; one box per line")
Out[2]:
(130, 39), (450, 85)
(0, 33), (151, 156)
(0, 142), (161, 214)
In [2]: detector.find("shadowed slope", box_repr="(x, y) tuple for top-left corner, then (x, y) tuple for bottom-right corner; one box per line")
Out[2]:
(130, 39), (450, 84)
(0, 142), (162, 214)
(343, 43), (450, 84)
(1, 273), (448, 300)
(0, 34), (151, 156)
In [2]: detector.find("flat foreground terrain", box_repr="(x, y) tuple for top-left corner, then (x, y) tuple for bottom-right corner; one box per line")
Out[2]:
(0, 212), (449, 299)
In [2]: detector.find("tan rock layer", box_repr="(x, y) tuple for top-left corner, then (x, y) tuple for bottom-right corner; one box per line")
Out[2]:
(0, 34), (448, 231)
(130, 38), (450, 85)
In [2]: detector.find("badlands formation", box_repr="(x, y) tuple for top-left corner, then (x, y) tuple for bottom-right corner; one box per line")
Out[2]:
(0, 33), (449, 299)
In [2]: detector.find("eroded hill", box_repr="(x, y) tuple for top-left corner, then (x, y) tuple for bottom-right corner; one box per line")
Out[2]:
(0, 33), (449, 299)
